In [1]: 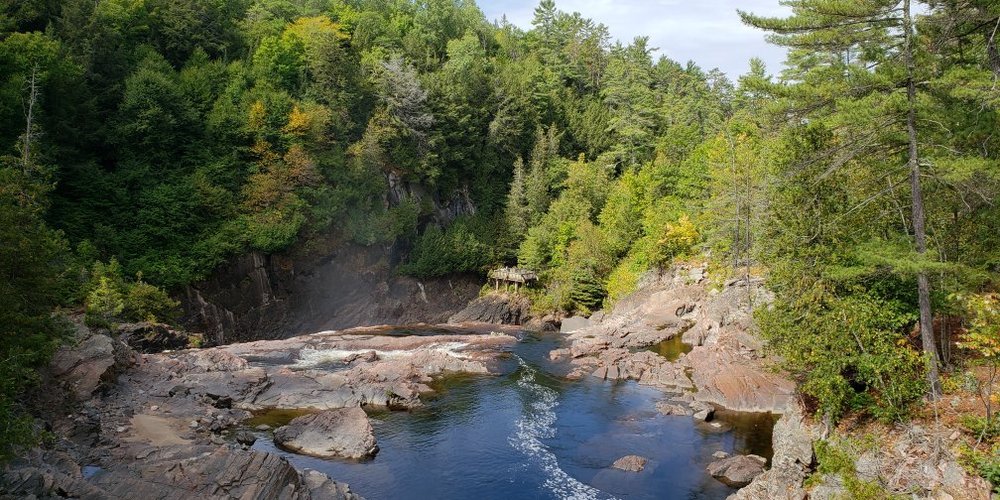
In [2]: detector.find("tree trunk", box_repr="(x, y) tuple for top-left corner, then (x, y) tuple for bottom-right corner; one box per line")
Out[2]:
(21, 65), (39, 172)
(903, 0), (940, 398)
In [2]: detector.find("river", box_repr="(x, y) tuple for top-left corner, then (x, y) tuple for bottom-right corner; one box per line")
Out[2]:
(251, 329), (776, 500)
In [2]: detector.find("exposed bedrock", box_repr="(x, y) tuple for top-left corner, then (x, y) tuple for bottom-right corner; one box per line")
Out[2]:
(182, 243), (482, 345)
(551, 265), (794, 414)
(448, 292), (532, 325)
(3, 321), (516, 499)
(273, 408), (379, 460)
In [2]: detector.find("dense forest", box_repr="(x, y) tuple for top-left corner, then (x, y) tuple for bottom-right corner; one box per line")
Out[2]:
(3, 0), (1000, 483)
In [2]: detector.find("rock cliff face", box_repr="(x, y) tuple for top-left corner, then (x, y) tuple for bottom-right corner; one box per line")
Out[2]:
(181, 178), (482, 345)
(448, 293), (532, 325)
(182, 243), (481, 345)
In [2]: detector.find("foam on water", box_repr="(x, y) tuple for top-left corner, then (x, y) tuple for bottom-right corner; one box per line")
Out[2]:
(293, 342), (471, 368)
(509, 356), (611, 500)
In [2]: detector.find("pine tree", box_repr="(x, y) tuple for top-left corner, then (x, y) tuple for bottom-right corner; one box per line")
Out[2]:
(742, 0), (942, 396)
(602, 38), (656, 167)
(505, 156), (529, 240)
(525, 126), (559, 223)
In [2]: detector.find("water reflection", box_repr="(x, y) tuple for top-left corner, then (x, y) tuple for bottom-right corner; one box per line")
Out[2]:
(645, 335), (694, 361)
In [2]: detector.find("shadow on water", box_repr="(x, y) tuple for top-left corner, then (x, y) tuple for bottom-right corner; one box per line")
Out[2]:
(251, 330), (777, 500)
(245, 408), (316, 428)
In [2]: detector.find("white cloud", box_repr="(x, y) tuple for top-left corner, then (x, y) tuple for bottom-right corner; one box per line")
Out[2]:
(480, 0), (791, 79)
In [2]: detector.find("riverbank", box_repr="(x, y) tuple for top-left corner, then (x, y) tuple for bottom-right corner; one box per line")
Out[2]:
(544, 264), (992, 499)
(1, 322), (517, 498)
(550, 264), (794, 414)
(5, 264), (991, 499)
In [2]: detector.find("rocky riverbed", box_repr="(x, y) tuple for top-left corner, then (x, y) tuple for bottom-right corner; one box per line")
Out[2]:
(2, 322), (516, 499)
(4, 265), (990, 499)
(550, 265), (794, 415)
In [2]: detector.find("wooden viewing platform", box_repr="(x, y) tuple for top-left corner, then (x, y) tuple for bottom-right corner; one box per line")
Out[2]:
(488, 267), (538, 291)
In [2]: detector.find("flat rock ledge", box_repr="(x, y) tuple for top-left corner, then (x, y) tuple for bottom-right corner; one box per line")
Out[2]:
(274, 408), (379, 460)
(611, 455), (648, 472)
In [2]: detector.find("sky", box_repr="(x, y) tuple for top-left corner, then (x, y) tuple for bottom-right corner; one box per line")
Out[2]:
(479, 0), (792, 80)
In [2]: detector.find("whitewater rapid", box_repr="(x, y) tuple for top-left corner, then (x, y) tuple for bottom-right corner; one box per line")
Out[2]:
(508, 356), (612, 500)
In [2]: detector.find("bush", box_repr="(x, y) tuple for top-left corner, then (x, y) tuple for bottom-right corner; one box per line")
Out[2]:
(961, 415), (1000, 441)
(811, 438), (890, 499)
(650, 213), (699, 265)
(124, 281), (180, 323)
(960, 444), (1000, 494)
(83, 260), (179, 326)
(84, 277), (125, 328)
(348, 198), (420, 246)
(758, 289), (926, 422)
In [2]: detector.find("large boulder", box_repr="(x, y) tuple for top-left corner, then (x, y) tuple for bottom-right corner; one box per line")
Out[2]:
(274, 408), (379, 460)
(448, 293), (531, 325)
(116, 322), (192, 353)
(708, 454), (767, 487)
(49, 332), (136, 400)
(728, 405), (817, 500)
(611, 455), (648, 472)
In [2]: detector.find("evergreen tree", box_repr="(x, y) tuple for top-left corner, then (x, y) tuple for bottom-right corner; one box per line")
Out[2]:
(742, 0), (942, 396)
(505, 156), (529, 240)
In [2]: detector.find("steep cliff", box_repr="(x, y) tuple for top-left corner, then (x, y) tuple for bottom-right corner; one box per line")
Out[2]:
(181, 242), (481, 344)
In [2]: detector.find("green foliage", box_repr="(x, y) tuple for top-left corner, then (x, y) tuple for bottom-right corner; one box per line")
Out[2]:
(82, 259), (178, 326)
(759, 288), (926, 422)
(811, 439), (893, 499)
(85, 277), (125, 328)
(647, 213), (699, 266)
(958, 294), (1000, 358)
(399, 216), (500, 278)
(956, 293), (1000, 434)
(124, 280), (180, 323)
(960, 415), (1000, 441)
(960, 444), (1000, 494)
(813, 439), (855, 477)
(605, 251), (646, 306)
(0, 120), (68, 461)
(1, 0), (997, 450)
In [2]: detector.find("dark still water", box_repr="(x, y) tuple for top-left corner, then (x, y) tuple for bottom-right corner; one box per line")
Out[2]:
(253, 332), (776, 500)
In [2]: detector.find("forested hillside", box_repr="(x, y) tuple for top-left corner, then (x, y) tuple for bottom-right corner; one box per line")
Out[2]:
(3, 0), (1000, 478)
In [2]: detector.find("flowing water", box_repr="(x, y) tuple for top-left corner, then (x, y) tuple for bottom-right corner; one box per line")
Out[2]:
(252, 330), (776, 500)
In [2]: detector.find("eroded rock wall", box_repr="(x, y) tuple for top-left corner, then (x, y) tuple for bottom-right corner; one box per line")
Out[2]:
(182, 244), (481, 344)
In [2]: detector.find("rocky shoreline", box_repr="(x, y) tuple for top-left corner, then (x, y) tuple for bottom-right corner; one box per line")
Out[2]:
(550, 265), (794, 414)
(544, 265), (991, 499)
(4, 265), (991, 499)
(2, 322), (517, 499)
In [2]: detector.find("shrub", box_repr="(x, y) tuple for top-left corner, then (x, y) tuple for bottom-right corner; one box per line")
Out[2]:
(85, 277), (125, 328)
(82, 260), (179, 326)
(398, 216), (498, 278)
(650, 213), (699, 265)
(604, 254), (643, 307)
(811, 438), (891, 499)
(758, 289), (926, 422)
(124, 281), (180, 323)
(960, 444), (1000, 494)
